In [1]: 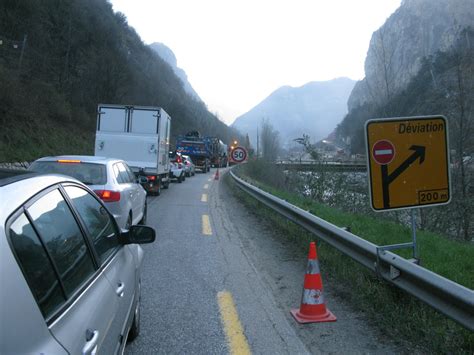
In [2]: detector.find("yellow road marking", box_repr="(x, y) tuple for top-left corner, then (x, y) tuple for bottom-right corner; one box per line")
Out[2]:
(218, 291), (251, 355)
(202, 215), (212, 235)
(201, 194), (208, 202)
(204, 184), (209, 189)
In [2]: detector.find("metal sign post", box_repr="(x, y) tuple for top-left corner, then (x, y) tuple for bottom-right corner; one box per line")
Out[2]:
(411, 208), (418, 260)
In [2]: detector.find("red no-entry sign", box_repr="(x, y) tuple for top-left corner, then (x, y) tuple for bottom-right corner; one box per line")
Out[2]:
(372, 140), (395, 165)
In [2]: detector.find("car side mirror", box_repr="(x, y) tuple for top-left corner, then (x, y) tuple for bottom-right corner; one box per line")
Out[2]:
(138, 176), (148, 184)
(120, 225), (156, 244)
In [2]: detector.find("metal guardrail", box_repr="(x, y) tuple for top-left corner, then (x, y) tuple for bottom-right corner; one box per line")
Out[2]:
(230, 171), (474, 331)
(276, 160), (367, 172)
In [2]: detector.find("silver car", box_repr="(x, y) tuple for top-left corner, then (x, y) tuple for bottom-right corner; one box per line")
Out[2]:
(0, 169), (155, 354)
(29, 155), (147, 229)
(182, 155), (196, 177)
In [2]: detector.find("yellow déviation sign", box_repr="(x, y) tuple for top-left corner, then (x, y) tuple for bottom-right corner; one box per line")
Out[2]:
(365, 116), (451, 211)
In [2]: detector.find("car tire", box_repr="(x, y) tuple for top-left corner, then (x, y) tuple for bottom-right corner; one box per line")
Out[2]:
(139, 200), (147, 225)
(128, 286), (141, 342)
(125, 214), (132, 230)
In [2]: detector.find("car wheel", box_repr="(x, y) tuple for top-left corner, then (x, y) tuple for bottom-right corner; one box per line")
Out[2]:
(192, 171), (195, 176)
(125, 214), (132, 230)
(128, 285), (141, 342)
(139, 200), (147, 225)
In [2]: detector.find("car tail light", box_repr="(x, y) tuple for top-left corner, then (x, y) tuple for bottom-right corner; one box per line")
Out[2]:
(94, 190), (121, 202)
(176, 156), (182, 163)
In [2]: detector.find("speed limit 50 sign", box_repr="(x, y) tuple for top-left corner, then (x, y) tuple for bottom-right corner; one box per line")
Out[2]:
(230, 146), (247, 163)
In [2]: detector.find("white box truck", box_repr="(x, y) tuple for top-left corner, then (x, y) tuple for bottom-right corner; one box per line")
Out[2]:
(94, 104), (171, 195)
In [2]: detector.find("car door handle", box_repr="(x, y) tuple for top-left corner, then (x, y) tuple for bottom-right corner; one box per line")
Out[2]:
(82, 329), (99, 355)
(116, 282), (125, 297)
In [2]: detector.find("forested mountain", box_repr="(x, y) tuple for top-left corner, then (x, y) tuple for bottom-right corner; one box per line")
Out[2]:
(149, 42), (202, 102)
(0, 0), (241, 162)
(232, 78), (355, 147)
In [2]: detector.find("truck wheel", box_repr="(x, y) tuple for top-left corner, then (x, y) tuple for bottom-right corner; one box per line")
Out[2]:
(163, 179), (170, 189)
(178, 174), (183, 183)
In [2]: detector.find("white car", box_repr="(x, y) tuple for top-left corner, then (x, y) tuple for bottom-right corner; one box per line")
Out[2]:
(168, 152), (186, 183)
(182, 155), (196, 177)
(29, 155), (147, 229)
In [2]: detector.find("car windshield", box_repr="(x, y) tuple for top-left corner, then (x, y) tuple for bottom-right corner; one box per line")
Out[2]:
(29, 161), (107, 185)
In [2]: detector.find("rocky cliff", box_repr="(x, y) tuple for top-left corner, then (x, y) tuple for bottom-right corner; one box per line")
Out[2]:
(149, 42), (202, 101)
(348, 0), (474, 110)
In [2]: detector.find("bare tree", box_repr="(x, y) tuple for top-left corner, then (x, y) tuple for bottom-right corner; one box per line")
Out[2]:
(260, 119), (280, 162)
(294, 134), (320, 161)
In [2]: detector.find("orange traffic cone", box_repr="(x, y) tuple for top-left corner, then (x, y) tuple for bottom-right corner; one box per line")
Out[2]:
(214, 168), (220, 180)
(291, 242), (337, 324)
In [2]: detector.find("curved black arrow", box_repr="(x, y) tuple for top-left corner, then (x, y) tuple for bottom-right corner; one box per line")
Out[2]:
(382, 145), (426, 208)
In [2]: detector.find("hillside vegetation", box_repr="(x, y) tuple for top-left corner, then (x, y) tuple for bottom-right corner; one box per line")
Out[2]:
(0, 0), (241, 162)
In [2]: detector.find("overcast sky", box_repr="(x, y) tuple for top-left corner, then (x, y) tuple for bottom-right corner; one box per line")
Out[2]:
(109, 0), (401, 125)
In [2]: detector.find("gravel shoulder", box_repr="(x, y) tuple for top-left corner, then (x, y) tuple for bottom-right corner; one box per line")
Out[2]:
(215, 171), (408, 354)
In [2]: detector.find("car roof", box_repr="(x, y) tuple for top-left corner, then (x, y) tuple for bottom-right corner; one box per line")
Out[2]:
(0, 171), (83, 221)
(33, 155), (122, 164)
(0, 168), (37, 187)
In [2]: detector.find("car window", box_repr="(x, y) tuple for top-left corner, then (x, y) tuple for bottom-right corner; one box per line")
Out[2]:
(27, 189), (95, 297)
(114, 162), (132, 184)
(29, 161), (107, 185)
(123, 163), (137, 182)
(117, 163), (133, 184)
(9, 213), (66, 319)
(64, 186), (119, 263)
(113, 163), (124, 183)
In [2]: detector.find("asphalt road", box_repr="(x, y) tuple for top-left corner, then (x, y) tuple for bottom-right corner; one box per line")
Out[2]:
(126, 168), (403, 354)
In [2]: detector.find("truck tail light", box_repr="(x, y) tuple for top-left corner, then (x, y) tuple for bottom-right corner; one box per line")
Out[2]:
(148, 175), (156, 181)
(94, 190), (121, 202)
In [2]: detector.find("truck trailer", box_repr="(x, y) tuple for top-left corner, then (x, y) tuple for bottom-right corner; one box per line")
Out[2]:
(94, 104), (171, 195)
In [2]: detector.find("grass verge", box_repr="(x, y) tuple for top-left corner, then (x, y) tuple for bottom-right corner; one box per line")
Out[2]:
(225, 171), (474, 354)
